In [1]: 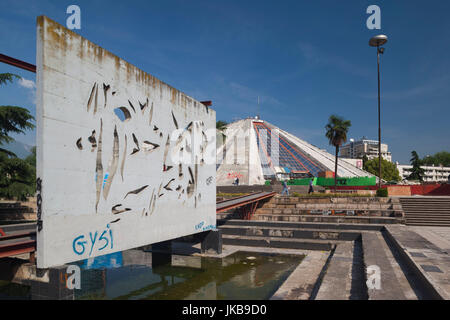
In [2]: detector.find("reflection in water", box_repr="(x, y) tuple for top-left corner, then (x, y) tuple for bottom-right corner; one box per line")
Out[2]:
(74, 250), (303, 300)
(0, 250), (304, 300)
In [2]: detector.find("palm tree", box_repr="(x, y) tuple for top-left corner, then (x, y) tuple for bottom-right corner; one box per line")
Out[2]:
(325, 115), (352, 191)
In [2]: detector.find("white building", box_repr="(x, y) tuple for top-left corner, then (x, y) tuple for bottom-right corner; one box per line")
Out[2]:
(397, 163), (450, 183)
(340, 138), (392, 162)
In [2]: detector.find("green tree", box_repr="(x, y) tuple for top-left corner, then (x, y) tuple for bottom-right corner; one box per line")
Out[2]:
(407, 151), (425, 182)
(363, 157), (401, 182)
(216, 120), (228, 147)
(362, 155), (369, 168)
(422, 151), (450, 167)
(0, 151), (35, 200)
(0, 73), (36, 200)
(325, 115), (351, 190)
(216, 120), (228, 131)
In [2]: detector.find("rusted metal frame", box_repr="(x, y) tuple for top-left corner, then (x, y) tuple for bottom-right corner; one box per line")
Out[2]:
(200, 101), (212, 106)
(0, 53), (36, 73)
(0, 231), (36, 241)
(217, 192), (275, 213)
(242, 201), (259, 220)
(29, 251), (36, 264)
(216, 191), (262, 204)
(216, 192), (276, 213)
(0, 246), (36, 259)
(249, 201), (259, 220)
(0, 240), (36, 258)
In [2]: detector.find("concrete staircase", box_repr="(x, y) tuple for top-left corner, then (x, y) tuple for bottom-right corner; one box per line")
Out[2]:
(256, 196), (404, 218)
(216, 218), (444, 300)
(400, 197), (450, 226)
(0, 201), (36, 222)
(217, 219), (382, 251)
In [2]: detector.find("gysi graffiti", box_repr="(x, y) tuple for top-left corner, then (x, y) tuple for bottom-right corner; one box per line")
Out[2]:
(72, 224), (113, 256)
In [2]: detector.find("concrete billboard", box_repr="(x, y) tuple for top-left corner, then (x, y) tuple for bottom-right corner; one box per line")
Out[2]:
(36, 16), (216, 268)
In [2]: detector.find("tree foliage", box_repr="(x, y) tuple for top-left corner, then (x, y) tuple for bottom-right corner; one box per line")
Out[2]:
(421, 151), (450, 167)
(407, 151), (425, 182)
(0, 150), (36, 200)
(216, 120), (228, 131)
(364, 157), (401, 182)
(325, 115), (351, 189)
(0, 73), (36, 200)
(216, 120), (228, 146)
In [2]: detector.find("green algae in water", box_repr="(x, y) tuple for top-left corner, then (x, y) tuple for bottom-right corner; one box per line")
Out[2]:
(0, 280), (31, 300)
(75, 251), (304, 300)
(0, 251), (303, 300)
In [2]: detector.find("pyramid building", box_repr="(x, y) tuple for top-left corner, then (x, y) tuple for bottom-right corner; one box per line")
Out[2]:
(216, 118), (374, 186)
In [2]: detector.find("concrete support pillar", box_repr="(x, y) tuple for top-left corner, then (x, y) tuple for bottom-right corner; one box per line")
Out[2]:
(199, 229), (223, 255)
(151, 240), (172, 269)
(30, 266), (75, 300)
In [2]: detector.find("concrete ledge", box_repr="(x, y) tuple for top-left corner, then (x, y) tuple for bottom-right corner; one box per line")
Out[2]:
(271, 251), (329, 300)
(218, 218), (386, 231)
(219, 225), (360, 241)
(315, 242), (354, 300)
(222, 234), (340, 251)
(383, 226), (447, 300)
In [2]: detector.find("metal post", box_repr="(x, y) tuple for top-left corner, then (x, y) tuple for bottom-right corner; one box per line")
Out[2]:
(377, 46), (382, 189)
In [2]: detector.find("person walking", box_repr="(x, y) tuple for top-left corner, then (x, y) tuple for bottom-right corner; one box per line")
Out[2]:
(281, 180), (289, 196)
(308, 178), (314, 194)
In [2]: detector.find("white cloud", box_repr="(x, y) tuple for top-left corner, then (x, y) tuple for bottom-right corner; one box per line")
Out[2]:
(298, 42), (371, 78)
(18, 78), (36, 89)
(18, 77), (36, 104)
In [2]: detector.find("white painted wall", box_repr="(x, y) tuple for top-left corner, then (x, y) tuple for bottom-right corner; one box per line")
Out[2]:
(36, 16), (216, 268)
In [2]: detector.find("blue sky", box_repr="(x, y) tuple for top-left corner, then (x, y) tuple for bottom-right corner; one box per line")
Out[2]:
(1, 0), (449, 163)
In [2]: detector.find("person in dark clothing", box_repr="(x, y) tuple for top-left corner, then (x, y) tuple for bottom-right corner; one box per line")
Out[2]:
(308, 179), (314, 194)
(281, 180), (289, 196)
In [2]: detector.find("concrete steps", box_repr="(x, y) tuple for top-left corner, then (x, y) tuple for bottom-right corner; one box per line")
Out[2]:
(219, 224), (361, 241)
(217, 212), (402, 224)
(215, 217), (446, 300)
(217, 219), (385, 231)
(255, 207), (401, 217)
(218, 219), (352, 250)
(314, 242), (355, 300)
(362, 232), (418, 300)
(400, 197), (450, 226)
(221, 234), (341, 251)
(0, 201), (36, 222)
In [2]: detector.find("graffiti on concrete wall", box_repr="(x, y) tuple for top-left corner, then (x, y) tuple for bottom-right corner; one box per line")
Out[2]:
(227, 172), (243, 180)
(36, 16), (216, 268)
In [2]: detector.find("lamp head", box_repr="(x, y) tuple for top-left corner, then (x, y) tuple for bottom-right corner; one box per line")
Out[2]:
(369, 35), (388, 47)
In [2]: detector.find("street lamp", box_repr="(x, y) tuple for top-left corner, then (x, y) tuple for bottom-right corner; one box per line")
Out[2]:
(369, 34), (388, 189)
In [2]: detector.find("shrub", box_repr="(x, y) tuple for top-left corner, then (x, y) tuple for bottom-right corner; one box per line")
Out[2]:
(376, 188), (388, 197)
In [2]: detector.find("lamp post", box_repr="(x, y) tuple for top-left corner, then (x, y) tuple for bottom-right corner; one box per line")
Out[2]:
(369, 35), (388, 189)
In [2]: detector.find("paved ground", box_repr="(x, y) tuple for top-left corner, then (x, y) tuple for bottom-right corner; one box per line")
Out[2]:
(409, 226), (450, 252)
(386, 225), (450, 300)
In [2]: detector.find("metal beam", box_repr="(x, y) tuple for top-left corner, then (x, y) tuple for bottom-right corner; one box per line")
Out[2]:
(0, 53), (36, 73)
(200, 101), (212, 107)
